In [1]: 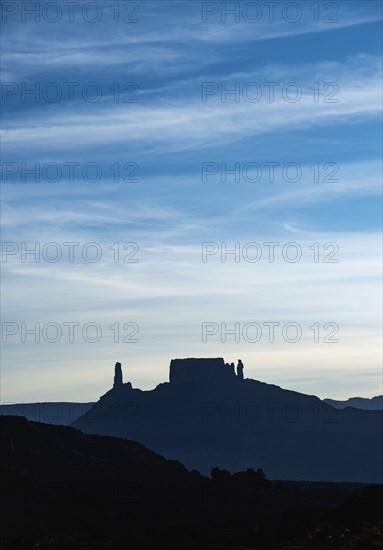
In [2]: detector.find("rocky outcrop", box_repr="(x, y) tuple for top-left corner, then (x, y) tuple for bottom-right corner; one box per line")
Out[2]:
(237, 359), (244, 380)
(113, 362), (123, 388)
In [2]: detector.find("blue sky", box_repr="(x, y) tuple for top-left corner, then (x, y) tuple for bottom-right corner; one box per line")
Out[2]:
(1, 0), (382, 402)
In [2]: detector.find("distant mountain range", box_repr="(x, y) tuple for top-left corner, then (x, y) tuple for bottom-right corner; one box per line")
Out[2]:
(72, 358), (383, 483)
(2, 415), (382, 550)
(324, 395), (383, 410)
(0, 402), (94, 424)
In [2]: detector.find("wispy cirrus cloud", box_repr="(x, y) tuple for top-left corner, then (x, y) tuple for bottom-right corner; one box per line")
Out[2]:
(1, 1), (381, 402)
(2, 57), (381, 155)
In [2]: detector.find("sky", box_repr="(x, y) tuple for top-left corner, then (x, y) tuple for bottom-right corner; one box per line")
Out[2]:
(1, 0), (382, 403)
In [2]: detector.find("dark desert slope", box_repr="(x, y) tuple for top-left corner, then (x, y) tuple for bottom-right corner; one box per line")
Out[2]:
(1, 416), (383, 550)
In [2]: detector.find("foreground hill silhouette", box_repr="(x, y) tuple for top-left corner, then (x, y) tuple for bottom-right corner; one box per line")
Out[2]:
(73, 359), (383, 482)
(2, 415), (382, 549)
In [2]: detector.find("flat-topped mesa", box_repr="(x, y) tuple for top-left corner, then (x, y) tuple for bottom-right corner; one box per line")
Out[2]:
(169, 358), (244, 386)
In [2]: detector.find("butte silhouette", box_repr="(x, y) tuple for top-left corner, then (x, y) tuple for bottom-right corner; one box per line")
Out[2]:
(73, 358), (383, 482)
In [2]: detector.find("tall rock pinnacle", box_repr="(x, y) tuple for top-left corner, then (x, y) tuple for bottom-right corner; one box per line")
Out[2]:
(113, 362), (123, 388)
(237, 359), (244, 380)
